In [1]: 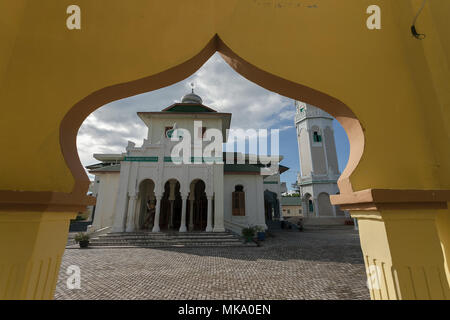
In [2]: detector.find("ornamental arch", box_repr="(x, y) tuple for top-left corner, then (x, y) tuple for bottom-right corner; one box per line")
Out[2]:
(317, 192), (334, 217)
(137, 178), (156, 230)
(1, 1), (449, 300)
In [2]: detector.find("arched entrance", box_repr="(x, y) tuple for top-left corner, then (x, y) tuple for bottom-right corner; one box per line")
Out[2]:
(264, 189), (280, 222)
(160, 179), (182, 231)
(303, 193), (314, 218)
(188, 179), (208, 231)
(317, 193), (334, 217)
(137, 179), (156, 230)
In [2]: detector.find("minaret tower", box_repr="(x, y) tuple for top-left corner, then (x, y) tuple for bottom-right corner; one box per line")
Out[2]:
(294, 101), (344, 218)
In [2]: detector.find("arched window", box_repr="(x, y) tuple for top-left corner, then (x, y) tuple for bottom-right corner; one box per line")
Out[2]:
(232, 185), (245, 216)
(313, 131), (322, 142)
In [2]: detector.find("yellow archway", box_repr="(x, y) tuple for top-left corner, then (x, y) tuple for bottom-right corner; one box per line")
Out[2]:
(0, 0), (449, 299)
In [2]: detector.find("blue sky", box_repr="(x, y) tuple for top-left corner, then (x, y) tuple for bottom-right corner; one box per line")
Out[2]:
(77, 53), (349, 191)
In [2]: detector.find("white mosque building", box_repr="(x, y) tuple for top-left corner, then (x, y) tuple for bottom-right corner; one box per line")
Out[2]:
(87, 90), (288, 236)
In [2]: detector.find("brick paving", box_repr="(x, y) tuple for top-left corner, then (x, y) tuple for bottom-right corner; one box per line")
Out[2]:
(55, 226), (370, 300)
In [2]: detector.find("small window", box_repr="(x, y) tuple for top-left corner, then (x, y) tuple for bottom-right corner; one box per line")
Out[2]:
(287, 209), (291, 214)
(197, 126), (207, 139)
(309, 200), (314, 212)
(313, 131), (322, 142)
(232, 185), (245, 216)
(165, 126), (173, 138)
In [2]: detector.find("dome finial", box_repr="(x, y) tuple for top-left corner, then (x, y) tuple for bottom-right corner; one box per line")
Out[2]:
(181, 83), (203, 104)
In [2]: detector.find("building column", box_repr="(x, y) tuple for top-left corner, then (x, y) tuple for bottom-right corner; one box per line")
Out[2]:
(125, 194), (137, 232)
(112, 162), (131, 232)
(168, 180), (176, 229)
(152, 195), (162, 232)
(352, 209), (450, 300)
(205, 195), (213, 232)
(188, 197), (195, 231)
(313, 198), (319, 217)
(304, 199), (310, 217)
(278, 199), (284, 221)
(213, 164), (225, 232)
(0, 211), (76, 299)
(168, 200), (174, 229)
(179, 195), (188, 232)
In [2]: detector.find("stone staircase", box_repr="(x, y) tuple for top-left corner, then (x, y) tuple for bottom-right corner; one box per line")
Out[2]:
(68, 231), (257, 248)
(266, 220), (300, 231)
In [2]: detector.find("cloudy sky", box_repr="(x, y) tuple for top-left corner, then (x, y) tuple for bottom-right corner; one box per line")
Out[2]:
(77, 53), (349, 191)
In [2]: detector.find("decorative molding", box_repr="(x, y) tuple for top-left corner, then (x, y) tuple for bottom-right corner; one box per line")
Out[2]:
(331, 189), (450, 211)
(0, 190), (96, 212)
(124, 156), (158, 162)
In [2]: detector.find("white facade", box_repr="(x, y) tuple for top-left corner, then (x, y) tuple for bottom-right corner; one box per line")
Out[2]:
(223, 174), (266, 234)
(90, 172), (120, 230)
(262, 173), (286, 221)
(87, 92), (286, 234)
(294, 101), (346, 219)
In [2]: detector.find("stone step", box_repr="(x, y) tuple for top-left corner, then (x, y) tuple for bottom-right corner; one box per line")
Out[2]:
(71, 242), (257, 249)
(98, 233), (235, 237)
(71, 230), (255, 249)
(92, 239), (241, 244)
(103, 232), (231, 237)
(90, 239), (242, 244)
(95, 235), (237, 241)
(90, 241), (246, 246)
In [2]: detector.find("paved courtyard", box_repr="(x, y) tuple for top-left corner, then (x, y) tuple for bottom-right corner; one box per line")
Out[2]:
(55, 226), (370, 300)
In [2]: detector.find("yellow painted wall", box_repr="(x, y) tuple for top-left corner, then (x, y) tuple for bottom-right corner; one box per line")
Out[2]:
(0, 0), (448, 194)
(0, 0), (449, 299)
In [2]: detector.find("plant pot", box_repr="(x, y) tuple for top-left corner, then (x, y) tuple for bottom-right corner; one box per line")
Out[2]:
(79, 240), (89, 248)
(257, 232), (265, 241)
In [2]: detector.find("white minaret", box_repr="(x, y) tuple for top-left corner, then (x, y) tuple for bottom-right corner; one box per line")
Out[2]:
(294, 101), (345, 219)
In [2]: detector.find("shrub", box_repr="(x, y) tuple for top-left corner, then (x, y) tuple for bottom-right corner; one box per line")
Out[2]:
(74, 232), (90, 243)
(242, 226), (256, 238)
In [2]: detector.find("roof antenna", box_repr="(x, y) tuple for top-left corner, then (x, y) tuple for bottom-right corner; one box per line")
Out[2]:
(191, 82), (195, 93)
(411, 0), (427, 39)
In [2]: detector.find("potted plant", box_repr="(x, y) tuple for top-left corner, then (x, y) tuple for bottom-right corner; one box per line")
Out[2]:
(255, 226), (266, 241)
(242, 226), (256, 243)
(74, 232), (90, 248)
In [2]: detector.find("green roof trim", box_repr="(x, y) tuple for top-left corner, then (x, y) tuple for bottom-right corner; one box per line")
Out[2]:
(165, 105), (214, 113)
(224, 164), (262, 173)
(263, 181), (278, 184)
(124, 156), (158, 162)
